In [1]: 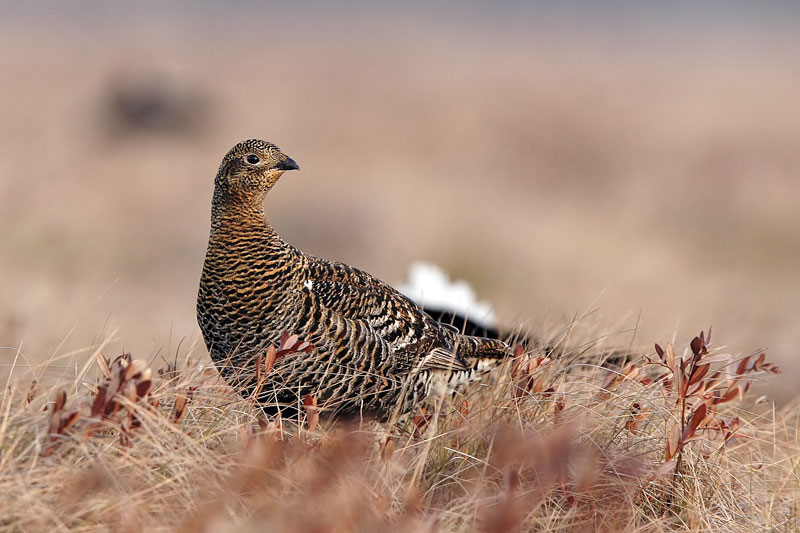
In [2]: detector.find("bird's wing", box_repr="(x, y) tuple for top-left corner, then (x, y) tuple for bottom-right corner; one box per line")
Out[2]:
(305, 257), (448, 353)
(419, 346), (470, 372)
(267, 284), (419, 415)
(305, 257), (504, 375)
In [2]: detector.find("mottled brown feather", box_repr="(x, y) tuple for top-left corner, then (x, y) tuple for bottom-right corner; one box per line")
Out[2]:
(197, 139), (511, 418)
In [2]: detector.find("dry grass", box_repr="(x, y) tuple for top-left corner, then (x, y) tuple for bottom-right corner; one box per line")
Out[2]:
(1, 322), (796, 532)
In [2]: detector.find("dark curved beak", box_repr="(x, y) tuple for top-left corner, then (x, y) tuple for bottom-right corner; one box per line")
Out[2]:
(275, 157), (300, 171)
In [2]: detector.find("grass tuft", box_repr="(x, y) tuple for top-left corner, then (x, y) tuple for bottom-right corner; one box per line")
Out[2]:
(0, 326), (796, 531)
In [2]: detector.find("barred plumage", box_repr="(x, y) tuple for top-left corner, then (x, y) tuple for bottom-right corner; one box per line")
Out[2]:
(197, 139), (510, 418)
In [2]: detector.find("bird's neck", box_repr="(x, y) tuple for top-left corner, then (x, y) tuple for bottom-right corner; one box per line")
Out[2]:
(210, 195), (276, 238)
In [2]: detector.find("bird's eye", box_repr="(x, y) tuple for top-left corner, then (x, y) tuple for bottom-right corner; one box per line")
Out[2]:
(246, 154), (260, 164)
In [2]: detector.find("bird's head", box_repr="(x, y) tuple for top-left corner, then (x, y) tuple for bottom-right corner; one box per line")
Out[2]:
(214, 139), (299, 204)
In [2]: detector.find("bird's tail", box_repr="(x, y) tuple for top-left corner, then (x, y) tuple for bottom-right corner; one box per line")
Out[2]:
(456, 335), (512, 369)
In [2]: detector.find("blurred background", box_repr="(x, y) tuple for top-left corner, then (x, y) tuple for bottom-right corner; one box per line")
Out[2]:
(1, 1), (798, 399)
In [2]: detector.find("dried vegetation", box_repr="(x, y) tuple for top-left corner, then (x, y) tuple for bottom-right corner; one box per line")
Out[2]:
(0, 326), (797, 532)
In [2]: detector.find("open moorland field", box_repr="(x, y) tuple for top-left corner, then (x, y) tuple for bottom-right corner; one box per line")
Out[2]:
(1, 4), (799, 531)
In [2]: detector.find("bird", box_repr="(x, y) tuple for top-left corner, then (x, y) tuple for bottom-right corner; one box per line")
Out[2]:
(197, 139), (511, 419)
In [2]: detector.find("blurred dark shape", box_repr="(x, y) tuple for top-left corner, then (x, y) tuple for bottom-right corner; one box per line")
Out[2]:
(425, 307), (502, 340)
(425, 307), (632, 369)
(99, 71), (210, 138)
(423, 307), (535, 354)
(400, 262), (627, 367)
